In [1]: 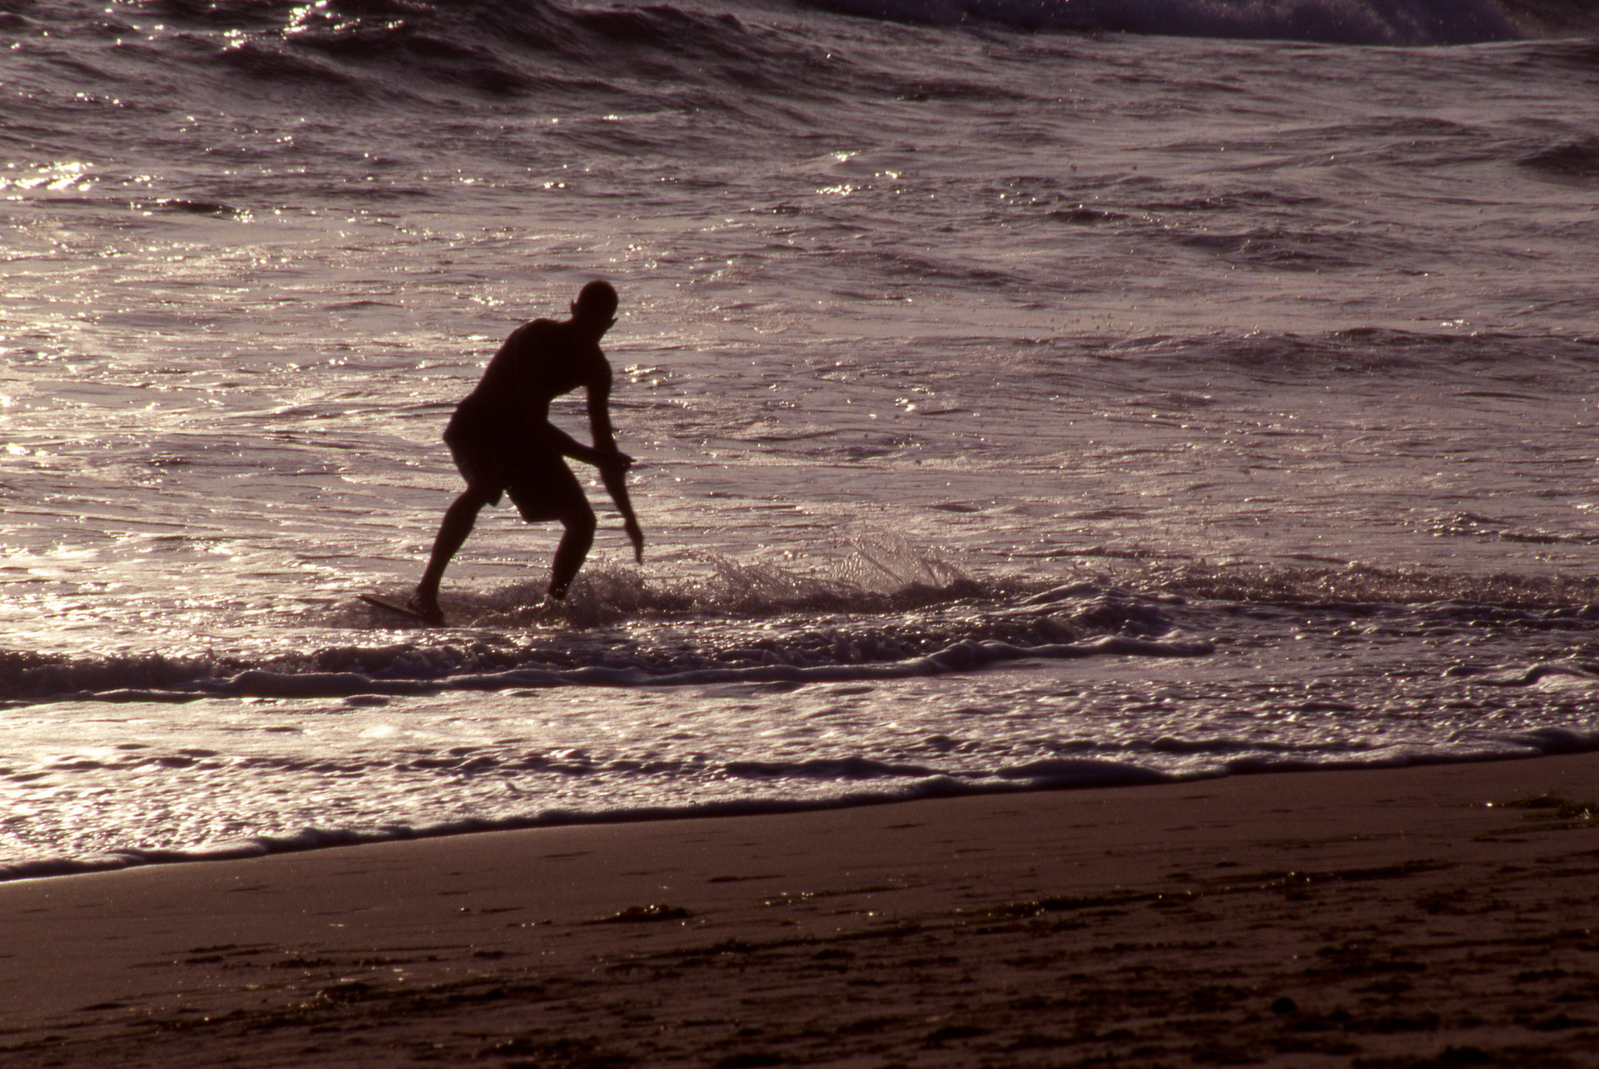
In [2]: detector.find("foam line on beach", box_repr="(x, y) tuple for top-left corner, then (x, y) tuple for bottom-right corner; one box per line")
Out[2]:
(13, 728), (1599, 884)
(0, 758), (1173, 882)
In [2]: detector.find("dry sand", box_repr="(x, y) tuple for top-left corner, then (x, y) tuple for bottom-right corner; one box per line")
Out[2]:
(3, 753), (1598, 1068)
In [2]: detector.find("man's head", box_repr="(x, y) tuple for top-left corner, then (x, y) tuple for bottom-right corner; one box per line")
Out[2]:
(571, 279), (619, 338)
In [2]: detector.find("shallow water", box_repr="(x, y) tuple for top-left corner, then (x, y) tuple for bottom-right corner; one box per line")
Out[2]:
(3, 0), (1599, 877)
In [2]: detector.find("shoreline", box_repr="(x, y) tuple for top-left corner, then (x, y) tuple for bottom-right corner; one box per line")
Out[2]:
(3, 751), (1597, 1066)
(2, 746), (1580, 886)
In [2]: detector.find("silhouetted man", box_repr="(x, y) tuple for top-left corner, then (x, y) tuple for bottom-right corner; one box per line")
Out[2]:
(410, 280), (641, 624)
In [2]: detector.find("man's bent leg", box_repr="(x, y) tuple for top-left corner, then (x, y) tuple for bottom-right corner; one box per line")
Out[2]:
(506, 454), (594, 603)
(545, 500), (597, 601)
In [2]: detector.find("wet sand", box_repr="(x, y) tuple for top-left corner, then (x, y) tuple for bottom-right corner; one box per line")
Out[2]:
(3, 753), (1598, 1068)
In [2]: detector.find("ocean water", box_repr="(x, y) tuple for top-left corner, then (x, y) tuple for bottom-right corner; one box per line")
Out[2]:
(3, 0), (1599, 879)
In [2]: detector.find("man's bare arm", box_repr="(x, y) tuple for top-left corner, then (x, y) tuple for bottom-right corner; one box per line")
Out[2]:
(585, 362), (619, 454)
(585, 361), (644, 561)
(537, 422), (616, 466)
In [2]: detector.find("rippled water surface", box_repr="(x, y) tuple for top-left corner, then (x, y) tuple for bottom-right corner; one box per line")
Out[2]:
(3, 0), (1599, 876)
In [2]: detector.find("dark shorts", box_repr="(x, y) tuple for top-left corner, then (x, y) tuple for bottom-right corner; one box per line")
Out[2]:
(444, 401), (586, 523)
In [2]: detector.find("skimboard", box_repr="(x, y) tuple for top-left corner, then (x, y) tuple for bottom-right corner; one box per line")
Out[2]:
(359, 593), (443, 627)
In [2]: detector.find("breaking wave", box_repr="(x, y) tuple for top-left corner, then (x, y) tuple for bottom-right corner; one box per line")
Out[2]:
(802, 0), (1594, 43)
(0, 577), (1213, 704)
(8, 0), (1595, 127)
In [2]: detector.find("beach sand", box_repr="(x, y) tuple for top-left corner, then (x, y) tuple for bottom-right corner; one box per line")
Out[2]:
(3, 754), (1597, 1068)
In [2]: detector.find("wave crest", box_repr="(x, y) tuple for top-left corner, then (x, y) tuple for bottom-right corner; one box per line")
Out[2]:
(802, 0), (1535, 44)
(116, 0), (821, 99)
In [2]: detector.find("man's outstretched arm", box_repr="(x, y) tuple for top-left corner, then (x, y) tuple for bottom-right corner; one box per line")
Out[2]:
(601, 463), (644, 563)
(585, 371), (644, 562)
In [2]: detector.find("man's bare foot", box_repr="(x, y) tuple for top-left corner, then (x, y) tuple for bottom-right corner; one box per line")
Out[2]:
(407, 589), (445, 626)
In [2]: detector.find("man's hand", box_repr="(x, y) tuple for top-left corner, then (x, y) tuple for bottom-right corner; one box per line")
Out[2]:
(596, 450), (644, 563)
(622, 514), (645, 563)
